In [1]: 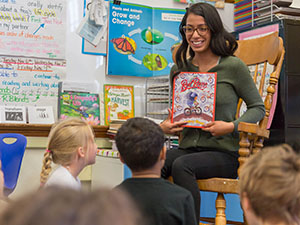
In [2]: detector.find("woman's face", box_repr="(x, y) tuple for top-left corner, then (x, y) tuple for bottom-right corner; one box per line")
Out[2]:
(184, 13), (211, 55)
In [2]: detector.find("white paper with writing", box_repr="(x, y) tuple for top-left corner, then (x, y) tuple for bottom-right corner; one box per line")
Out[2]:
(0, 0), (66, 59)
(0, 56), (66, 120)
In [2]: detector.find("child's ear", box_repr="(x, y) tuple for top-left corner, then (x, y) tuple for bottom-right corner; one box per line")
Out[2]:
(160, 145), (167, 160)
(77, 147), (85, 158)
(241, 192), (251, 212)
(119, 154), (125, 164)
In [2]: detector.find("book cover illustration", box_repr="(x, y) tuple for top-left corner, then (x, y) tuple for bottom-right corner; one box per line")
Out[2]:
(172, 72), (217, 128)
(104, 85), (134, 125)
(59, 92), (100, 125)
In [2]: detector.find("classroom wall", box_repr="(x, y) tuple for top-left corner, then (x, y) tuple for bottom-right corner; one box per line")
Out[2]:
(66, 0), (234, 118)
(10, 0), (234, 199)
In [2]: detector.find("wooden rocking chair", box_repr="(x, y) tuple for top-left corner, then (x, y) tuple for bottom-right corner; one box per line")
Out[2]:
(197, 31), (285, 225)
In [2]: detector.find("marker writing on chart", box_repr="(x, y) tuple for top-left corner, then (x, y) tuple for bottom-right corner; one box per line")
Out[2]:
(33, 24), (45, 35)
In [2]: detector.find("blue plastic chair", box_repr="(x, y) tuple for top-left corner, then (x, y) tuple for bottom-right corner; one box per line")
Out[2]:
(0, 133), (27, 196)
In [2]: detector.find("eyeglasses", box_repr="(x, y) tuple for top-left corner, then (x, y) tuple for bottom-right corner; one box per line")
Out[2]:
(182, 25), (209, 36)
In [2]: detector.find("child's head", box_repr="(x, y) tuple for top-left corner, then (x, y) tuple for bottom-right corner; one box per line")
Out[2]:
(239, 144), (300, 225)
(40, 117), (97, 186)
(0, 186), (143, 225)
(115, 117), (165, 172)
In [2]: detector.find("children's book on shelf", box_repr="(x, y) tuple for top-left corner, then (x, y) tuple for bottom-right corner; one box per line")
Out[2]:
(171, 72), (217, 128)
(58, 91), (100, 125)
(104, 84), (134, 125)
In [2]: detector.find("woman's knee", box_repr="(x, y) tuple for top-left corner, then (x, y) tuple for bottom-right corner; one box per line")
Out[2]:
(171, 157), (192, 176)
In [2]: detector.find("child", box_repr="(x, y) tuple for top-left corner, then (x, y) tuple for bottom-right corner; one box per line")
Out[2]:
(0, 186), (143, 225)
(115, 117), (197, 225)
(40, 117), (97, 189)
(0, 160), (8, 210)
(239, 144), (300, 225)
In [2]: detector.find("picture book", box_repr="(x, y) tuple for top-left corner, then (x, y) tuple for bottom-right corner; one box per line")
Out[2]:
(171, 72), (217, 128)
(104, 84), (134, 125)
(58, 91), (100, 125)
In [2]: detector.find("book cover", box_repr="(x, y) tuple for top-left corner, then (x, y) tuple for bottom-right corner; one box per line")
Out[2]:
(104, 84), (134, 125)
(107, 2), (185, 77)
(58, 91), (100, 125)
(171, 72), (217, 128)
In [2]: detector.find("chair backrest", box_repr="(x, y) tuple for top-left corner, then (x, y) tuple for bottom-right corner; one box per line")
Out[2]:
(0, 133), (27, 196)
(235, 32), (285, 175)
(234, 32), (285, 131)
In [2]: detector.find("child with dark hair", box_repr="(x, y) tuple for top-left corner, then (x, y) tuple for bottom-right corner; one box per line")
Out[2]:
(115, 117), (197, 225)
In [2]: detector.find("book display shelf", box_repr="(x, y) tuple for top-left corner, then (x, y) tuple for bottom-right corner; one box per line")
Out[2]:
(145, 76), (170, 122)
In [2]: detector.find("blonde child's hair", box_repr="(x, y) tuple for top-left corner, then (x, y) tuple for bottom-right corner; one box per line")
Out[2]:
(40, 117), (94, 186)
(239, 144), (300, 224)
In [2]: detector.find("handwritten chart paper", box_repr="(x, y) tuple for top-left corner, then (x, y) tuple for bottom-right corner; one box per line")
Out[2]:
(0, 0), (66, 59)
(0, 56), (66, 118)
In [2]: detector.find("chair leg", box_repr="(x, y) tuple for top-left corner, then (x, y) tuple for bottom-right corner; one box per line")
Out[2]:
(215, 193), (226, 225)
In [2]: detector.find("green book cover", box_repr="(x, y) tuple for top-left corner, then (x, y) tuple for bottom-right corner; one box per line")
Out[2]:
(58, 91), (100, 125)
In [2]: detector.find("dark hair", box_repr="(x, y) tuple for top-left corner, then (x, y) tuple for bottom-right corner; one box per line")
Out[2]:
(175, 3), (238, 69)
(0, 186), (143, 225)
(115, 117), (165, 172)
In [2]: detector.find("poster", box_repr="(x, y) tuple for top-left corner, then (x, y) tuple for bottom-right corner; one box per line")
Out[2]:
(0, 56), (66, 119)
(104, 84), (134, 125)
(173, 0), (225, 9)
(172, 72), (217, 128)
(0, 0), (66, 59)
(107, 2), (185, 77)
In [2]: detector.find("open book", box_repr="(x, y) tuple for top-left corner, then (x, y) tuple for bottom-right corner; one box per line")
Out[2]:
(107, 2), (185, 77)
(171, 72), (217, 128)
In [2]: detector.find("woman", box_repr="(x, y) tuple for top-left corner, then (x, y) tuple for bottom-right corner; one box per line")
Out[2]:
(160, 3), (265, 221)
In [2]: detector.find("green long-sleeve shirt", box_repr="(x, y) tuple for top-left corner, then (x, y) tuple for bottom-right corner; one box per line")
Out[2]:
(170, 56), (265, 152)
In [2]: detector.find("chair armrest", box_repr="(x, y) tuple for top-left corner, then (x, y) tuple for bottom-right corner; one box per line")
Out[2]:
(238, 122), (270, 139)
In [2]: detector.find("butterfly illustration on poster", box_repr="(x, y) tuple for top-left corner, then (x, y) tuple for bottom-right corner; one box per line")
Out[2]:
(107, 1), (186, 77)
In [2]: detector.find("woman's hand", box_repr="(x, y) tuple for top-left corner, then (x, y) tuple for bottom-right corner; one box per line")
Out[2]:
(202, 121), (234, 136)
(160, 109), (187, 135)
